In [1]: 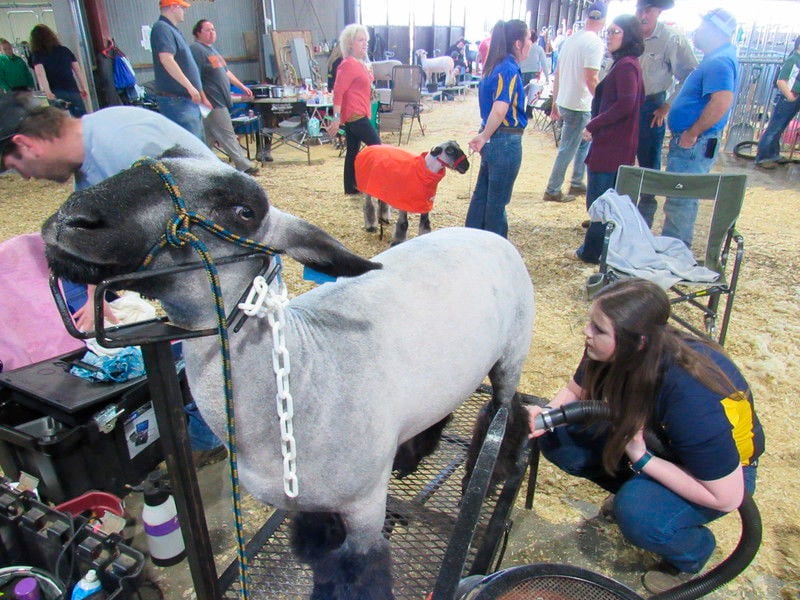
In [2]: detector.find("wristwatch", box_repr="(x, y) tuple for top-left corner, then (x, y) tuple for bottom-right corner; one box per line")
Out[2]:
(630, 450), (653, 474)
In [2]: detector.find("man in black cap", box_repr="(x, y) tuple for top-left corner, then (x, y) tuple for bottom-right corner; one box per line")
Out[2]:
(635, 0), (697, 227)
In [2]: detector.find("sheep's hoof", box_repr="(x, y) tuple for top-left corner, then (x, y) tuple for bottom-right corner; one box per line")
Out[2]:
(365, 226), (377, 233)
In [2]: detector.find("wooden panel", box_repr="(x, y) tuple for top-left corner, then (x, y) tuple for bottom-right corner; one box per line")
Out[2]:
(270, 29), (315, 86)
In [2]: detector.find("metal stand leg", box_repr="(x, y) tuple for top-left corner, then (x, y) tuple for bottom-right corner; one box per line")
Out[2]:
(141, 342), (220, 600)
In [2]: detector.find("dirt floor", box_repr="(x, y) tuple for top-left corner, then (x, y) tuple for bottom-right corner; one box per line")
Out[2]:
(1, 95), (798, 599)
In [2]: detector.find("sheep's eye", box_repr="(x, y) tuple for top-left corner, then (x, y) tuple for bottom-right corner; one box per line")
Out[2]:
(234, 205), (256, 221)
(446, 146), (456, 155)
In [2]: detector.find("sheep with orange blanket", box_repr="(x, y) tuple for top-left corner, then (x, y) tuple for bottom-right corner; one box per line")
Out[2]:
(355, 140), (469, 245)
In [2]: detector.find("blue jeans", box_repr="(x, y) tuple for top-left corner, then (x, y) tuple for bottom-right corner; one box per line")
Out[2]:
(540, 423), (758, 573)
(465, 130), (523, 238)
(54, 89), (86, 117)
(662, 132), (718, 247)
(636, 92), (667, 226)
(755, 94), (800, 163)
(545, 107), (590, 195)
(185, 401), (223, 451)
(577, 169), (617, 263)
(156, 95), (205, 142)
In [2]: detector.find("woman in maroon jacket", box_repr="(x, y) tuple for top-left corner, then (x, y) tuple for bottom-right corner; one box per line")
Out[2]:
(571, 15), (645, 264)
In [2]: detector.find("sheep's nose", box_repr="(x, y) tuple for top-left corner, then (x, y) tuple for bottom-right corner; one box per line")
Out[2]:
(60, 207), (106, 231)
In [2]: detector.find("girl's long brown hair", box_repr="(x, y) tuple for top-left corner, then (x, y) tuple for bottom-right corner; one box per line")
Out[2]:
(30, 24), (60, 55)
(584, 279), (740, 473)
(483, 19), (528, 77)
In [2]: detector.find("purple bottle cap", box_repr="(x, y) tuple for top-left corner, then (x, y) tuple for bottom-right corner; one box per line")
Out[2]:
(14, 576), (41, 600)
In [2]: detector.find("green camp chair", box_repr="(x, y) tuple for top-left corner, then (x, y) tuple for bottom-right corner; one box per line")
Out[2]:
(596, 165), (747, 345)
(391, 65), (426, 144)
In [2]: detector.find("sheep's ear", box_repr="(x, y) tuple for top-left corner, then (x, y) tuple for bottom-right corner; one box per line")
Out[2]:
(430, 145), (443, 156)
(158, 145), (210, 160)
(266, 208), (381, 278)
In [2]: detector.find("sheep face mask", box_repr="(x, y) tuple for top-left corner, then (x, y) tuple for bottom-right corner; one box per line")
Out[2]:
(42, 149), (535, 599)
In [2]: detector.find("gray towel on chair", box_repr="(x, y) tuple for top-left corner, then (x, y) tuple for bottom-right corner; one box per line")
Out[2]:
(589, 189), (719, 288)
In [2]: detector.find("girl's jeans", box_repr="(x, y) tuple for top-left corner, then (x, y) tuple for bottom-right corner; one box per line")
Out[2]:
(465, 130), (523, 238)
(540, 422), (757, 573)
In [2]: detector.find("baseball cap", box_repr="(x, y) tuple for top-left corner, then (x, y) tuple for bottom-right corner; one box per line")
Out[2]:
(160, 0), (190, 8)
(586, 1), (607, 21)
(702, 8), (737, 39)
(636, 0), (675, 9)
(0, 92), (46, 158)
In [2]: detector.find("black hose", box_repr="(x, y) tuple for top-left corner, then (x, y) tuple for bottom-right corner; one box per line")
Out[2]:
(534, 401), (762, 600)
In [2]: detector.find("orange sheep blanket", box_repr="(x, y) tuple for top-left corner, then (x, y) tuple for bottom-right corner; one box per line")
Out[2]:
(355, 145), (445, 213)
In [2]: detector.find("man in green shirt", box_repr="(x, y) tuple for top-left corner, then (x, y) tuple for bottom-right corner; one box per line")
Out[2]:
(0, 39), (35, 91)
(755, 35), (800, 169)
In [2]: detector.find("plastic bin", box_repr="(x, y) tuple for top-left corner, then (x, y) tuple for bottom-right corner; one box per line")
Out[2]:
(0, 480), (144, 599)
(0, 351), (164, 504)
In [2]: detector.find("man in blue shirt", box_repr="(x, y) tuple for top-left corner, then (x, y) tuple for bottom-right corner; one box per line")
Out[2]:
(662, 8), (739, 247)
(150, 0), (210, 140)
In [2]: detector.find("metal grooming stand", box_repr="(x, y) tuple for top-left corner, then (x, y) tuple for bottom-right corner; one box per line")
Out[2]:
(50, 256), (540, 600)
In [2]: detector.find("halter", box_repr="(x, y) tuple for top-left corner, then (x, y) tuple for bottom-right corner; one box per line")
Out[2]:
(434, 151), (468, 171)
(135, 157), (279, 600)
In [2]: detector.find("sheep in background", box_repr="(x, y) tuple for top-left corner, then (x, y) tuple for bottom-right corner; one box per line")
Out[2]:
(355, 140), (470, 245)
(42, 150), (533, 599)
(415, 49), (457, 87)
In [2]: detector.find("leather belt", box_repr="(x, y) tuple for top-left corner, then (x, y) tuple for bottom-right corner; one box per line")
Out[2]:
(645, 91), (667, 104)
(495, 126), (524, 135)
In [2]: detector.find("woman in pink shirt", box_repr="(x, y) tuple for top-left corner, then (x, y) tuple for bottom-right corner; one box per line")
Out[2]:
(326, 24), (380, 196)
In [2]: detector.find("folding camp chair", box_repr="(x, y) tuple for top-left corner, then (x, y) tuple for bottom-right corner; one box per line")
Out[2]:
(596, 165), (747, 345)
(391, 64), (426, 144)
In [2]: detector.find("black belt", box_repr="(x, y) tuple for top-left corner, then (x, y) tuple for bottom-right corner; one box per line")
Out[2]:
(155, 91), (190, 99)
(495, 126), (524, 135)
(644, 91), (667, 103)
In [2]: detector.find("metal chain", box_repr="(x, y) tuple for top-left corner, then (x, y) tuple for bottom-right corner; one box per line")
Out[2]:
(238, 276), (298, 498)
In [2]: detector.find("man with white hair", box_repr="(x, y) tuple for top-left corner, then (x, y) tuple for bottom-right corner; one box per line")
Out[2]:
(661, 8), (739, 248)
(634, 0), (698, 226)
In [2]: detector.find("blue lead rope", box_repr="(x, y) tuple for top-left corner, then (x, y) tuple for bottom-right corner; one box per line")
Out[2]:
(135, 157), (279, 600)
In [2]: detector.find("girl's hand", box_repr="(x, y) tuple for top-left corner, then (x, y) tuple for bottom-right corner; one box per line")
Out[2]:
(624, 427), (647, 462)
(581, 128), (592, 142)
(525, 405), (548, 439)
(468, 133), (487, 154)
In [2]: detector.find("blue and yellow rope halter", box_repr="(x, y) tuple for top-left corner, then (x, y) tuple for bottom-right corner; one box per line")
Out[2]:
(135, 157), (278, 600)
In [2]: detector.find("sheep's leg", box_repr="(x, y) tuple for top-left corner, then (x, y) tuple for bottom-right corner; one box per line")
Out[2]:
(294, 488), (395, 599)
(378, 201), (391, 225)
(392, 414), (452, 478)
(363, 195), (378, 233)
(461, 365), (528, 495)
(390, 211), (409, 246)
(418, 212), (432, 236)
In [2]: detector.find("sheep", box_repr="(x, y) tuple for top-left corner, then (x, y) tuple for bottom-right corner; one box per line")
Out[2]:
(41, 149), (534, 599)
(355, 140), (470, 245)
(370, 59), (402, 83)
(415, 49), (457, 87)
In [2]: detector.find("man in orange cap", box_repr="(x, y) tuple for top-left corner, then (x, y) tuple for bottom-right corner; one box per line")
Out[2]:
(150, 0), (210, 140)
